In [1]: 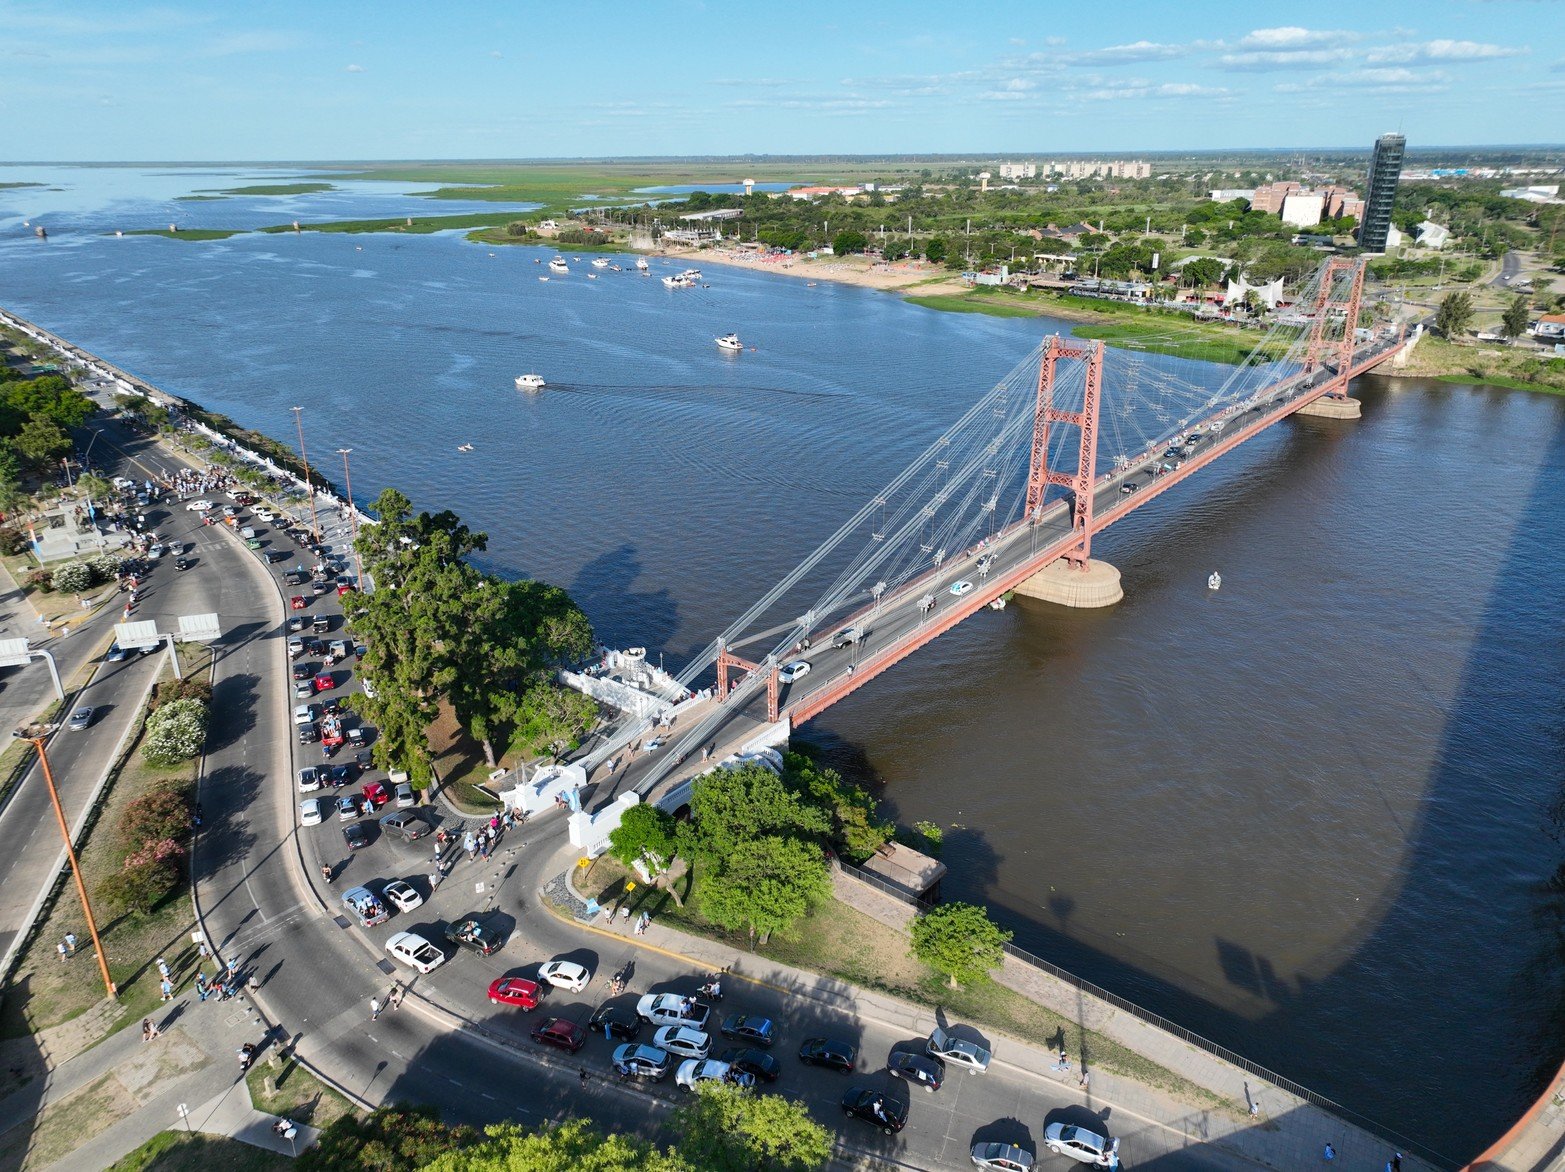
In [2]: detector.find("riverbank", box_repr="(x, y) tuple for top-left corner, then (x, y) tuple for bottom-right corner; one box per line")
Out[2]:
(656, 242), (972, 296)
(1385, 332), (1565, 395)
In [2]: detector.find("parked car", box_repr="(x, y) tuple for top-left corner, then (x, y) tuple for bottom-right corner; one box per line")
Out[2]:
(636, 993), (711, 1030)
(970, 1142), (1035, 1171)
(718, 1046), (781, 1083)
(720, 1014), (776, 1047)
(841, 1087), (907, 1135)
(588, 1005), (642, 1042)
(291, 661), (313, 681)
(1043, 1124), (1117, 1167)
(294, 703), (319, 726)
(298, 723), (320, 745)
(300, 798), (323, 826)
(328, 763), (356, 788)
(287, 637), (305, 658)
(341, 885), (389, 928)
(313, 672), (334, 694)
(798, 1037), (856, 1073)
(66, 707), (94, 731)
(927, 1026), (991, 1073)
(341, 823), (368, 851)
(676, 1058), (753, 1092)
(335, 794), (361, 821)
(173, 557), (191, 571)
(531, 1017), (586, 1053)
(382, 879), (423, 913)
(652, 1025), (711, 1060)
(293, 680), (314, 700)
(290, 595), (308, 610)
(384, 930), (445, 974)
(538, 960), (590, 993)
(489, 977), (542, 1010)
(361, 779), (389, 809)
(298, 767), (322, 793)
(379, 810), (428, 841)
(887, 1049), (944, 1092)
(394, 781), (415, 809)
(612, 1044), (671, 1081)
(444, 917), (503, 956)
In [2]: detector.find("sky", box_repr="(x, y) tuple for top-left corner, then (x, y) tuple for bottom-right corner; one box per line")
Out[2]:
(2, 0), (1561, 161)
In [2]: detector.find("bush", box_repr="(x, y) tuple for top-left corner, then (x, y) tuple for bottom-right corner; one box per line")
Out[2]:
(50, 561), (91, 593)
(122, 786), (190, 847)
(24, 567), (53, 593)
(141, 697), (209, 767)
(0, 526), (31, 556)
(153, 674), (211, 710)
(99, 854), (180, 916)
(86, 552), (120, 583)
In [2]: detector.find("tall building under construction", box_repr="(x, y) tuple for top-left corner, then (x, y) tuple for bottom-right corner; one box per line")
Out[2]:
(1359, 133), (1405, 253)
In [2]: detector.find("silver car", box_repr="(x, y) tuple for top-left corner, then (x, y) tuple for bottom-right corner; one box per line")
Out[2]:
(66, 707), (94, 731)
(971, 1143), (1034, 1172)
(928, 1025), (991, 1072)
(1043, 1123), (1118, 1167)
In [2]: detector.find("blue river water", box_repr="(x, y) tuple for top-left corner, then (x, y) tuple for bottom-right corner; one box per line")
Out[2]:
(2, 168), (1563, 1161)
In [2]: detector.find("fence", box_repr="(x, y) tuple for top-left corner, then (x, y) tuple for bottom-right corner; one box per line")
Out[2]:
(835, 859), (1455, 1169)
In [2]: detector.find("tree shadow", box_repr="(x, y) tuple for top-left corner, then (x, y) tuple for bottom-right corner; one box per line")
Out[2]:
(566, 543), (680, 655)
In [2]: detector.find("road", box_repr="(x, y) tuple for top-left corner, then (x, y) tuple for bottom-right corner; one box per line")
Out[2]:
(1491, 250), (1521, 287)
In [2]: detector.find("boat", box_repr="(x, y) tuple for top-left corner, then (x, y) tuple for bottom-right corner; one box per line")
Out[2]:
(662, 268), (703, 289)
(587, 273), (597, 279)
(515, 374), (546, 391)
(1208, 572), (1222, 590)
(548, 257), (569, 274)
(591, 258), (610, 269)
(716, 333), (744, 352)
(635, 257), (650, 272)
(609, 264), (622, 272)
(538, 276), (549, 282)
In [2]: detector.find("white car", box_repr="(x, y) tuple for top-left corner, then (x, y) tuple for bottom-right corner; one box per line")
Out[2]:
(971, 1142), (1035, 1171)
(927, 1025), (991, 1072)
(537, 960), (591, 993)
(675, 1058), (753, 1091)
(653, 1025), (711, 1060)
(949, 579), (974, 596)
(294, 703), (319, 726)
(394, 782), (416, 809)
(778, 659), (811, 683)
(254, 508), (275, 522)
(298, 767), (322, 793)
(300, 798), (323, 826)
(385, 930), (445, 974)
(147, 543), (165, 559)
(185, 499), (213, 512)
(382, 879), (423, 913)
(636, 992), (711, 1030)
(1043, 1123), (1118, 1166)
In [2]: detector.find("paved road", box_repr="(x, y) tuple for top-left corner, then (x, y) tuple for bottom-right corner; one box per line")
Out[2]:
(1491, 250), (1521, 287)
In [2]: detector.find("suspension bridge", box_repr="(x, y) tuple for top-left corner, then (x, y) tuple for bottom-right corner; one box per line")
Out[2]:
(580, 257), (1412, 810)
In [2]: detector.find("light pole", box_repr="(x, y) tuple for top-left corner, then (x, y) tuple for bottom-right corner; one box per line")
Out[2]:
(290, 406), (321, 548)
(14, 723), (116, 1001)
(336, 448), (364, 588)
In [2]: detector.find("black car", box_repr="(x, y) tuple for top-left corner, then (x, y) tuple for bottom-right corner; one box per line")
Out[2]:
(444, 917), (504, 956)
(328, 763), (356, 787)
(798, 1037), (856, 1073)
(342, 823), (369, 850)
(887, 1049), (944, 1093)
(719, 1046), (781, 1083)
(173, 557), (190, 571)
(303, 637), (325, 656)
(284, 570), (309, 586)
(298, 723), (320, 745)
(841, 1087), (907, 1135)
(264, 549), (290, 563)
(292, 662), (314, 681)
(588, 1004), (643, 1042)
(720, 1014), (776, 1047)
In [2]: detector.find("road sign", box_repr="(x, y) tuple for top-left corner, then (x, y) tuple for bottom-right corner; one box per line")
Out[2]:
(0, 638), (32, 669)
(113, 620), (161, 650)
(177, 613), (221, 642)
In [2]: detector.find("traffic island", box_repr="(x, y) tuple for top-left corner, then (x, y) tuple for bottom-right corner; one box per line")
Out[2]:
(1012, 558), (1124, 608)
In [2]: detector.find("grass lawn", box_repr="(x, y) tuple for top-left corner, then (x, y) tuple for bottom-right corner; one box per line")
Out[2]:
(1071, 320), (1290, 365)
(0, 645), (213, 1044)
(246, 1057), (357, 1131)
(121, 229), (243, 241)
(575, 858), (1225, 1108)
(427, 704), (502, 814)
(108, 1131), (289, 1172)
(903, 293), (1045, 318)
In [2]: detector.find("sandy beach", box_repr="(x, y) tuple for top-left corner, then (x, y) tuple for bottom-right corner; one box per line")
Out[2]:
(654, 244), (972, 298)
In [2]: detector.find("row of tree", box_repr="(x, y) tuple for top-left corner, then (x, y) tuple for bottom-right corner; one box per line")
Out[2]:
(0, 362), (98, 501)
(349, 489), (596, 784)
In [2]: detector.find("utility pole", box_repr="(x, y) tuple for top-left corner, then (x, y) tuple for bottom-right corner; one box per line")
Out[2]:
(337, 448), (364, 588)
(291, 406), (321, 547)
(15, 724), (116, 1001)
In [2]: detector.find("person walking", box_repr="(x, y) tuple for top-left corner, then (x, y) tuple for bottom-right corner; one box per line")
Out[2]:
(56, 941), (67, 963)
(370, 996), (382, 1021)
(156, 956), (171, 982)
(159, 977), (174, 1002)
(1322, 1143), (1336, 1162)
(390, 985), (403, 1011)
(64, 932), (77, 955)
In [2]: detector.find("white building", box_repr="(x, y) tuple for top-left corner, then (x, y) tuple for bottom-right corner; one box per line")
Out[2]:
(1208, 188), (1255, 203)
(998, 162), (1037, 180)
(1501, 185), (1561, 204)
(1415, 220), (1451, 249)
(1280, 192), (1325, 228)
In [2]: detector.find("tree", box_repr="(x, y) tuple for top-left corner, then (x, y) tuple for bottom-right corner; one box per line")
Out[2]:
(14, 418), (70, 469)
(686, 764), (829, 867)
(1435, 290), (1475, 338)
(909, 902), (1012, 988)
(923, 237), (948, 264)
(302, 1105), (479, 1172)
(674, 1080), (832, 1171)
(141, 698), (209, 768)
(1502, 293), (1531, 339)
(1180, 257), (1225, 288)
(831, 229), (869, 256)
(608, 803), (678, 874)
(418, 1119), (685, 1172)
(50, 561), (91, 593)
(698, 834), (830, 943)
(511, 682), (598, 760)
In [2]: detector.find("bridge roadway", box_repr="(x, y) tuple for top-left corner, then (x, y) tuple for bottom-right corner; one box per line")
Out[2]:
(635, 330), (1407, 804)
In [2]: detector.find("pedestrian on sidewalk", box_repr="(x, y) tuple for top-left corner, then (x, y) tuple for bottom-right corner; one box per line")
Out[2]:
(159, 977), (174, 1002)
(1053, 1048), (1069, 1072)
(1078, 1069), (1090, 1091)
(1389, 1156), (1402, 1172)
(64, 932), (76, 956)
(370, 996), (382, 1020)
(142, 1018), (161, 1042)
(156, 956), (171, 982)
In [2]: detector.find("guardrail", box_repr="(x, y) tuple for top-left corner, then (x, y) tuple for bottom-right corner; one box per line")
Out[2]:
(835, 859), (1455, 1168)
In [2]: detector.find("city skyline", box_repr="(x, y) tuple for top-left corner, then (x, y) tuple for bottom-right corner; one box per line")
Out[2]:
(2, 0), (1562, 160)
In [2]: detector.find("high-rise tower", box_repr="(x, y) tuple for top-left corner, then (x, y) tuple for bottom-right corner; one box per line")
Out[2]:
(1359, 133), (1405, 253)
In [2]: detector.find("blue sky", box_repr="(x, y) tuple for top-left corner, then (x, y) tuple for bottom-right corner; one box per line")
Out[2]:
(3, 0), (1560, 160)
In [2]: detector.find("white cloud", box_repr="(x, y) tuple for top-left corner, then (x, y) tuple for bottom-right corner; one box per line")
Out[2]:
(202, 31), (300, 56)
(488, 50), (502, 59)
(1368, 38), (1526, 64)
(1075, 40), (1194, 63)
(1239, 27), (1358, 49)
(1217, 47), (1356, 71)
(344, 63), (365, 73)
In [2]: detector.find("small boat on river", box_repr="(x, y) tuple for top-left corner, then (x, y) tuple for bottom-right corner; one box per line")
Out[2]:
(1208, 572), (1222, 590)
(515, 374), (546, 391)
(716, 333), (744, 352)
(548, 257), (569, 275)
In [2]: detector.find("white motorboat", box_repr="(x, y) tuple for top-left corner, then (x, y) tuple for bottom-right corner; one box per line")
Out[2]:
(1208, 572), (1222, 590)
(635, 257), (650, 272)
(715, 333), (744, 352)
(515, 374), (546, 391)
(662, 268), (703, 289)
(548, 257), (569, 274)
(591, 258), (610, 269)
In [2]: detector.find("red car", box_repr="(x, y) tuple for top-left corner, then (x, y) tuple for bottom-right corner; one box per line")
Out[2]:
(488, 977), (542, 1010)
(313, 672), (334, 693)
(530, 1017), (585, 1053)
(290, 595), (307, 610)
(337, 582), (356, 597)
(361, 780), (389, 809)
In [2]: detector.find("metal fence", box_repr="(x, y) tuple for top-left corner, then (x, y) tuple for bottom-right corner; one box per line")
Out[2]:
(835, 860), (1455, 1169)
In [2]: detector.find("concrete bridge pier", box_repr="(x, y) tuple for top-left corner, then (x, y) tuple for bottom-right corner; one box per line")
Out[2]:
(1295, 394), (1362, 420)
(1012, 558), (1123, 608)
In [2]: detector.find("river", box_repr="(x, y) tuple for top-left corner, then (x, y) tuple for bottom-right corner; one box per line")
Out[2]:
(3, 168), (1563, 1160)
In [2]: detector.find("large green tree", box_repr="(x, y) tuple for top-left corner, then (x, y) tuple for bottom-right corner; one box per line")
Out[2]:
(1435, 290), (1475, 338)
(608, 803), (679, 873)
(1502, 293), (1531, 339)
(302, 1105), (478, 1171)
(419, 1119), (686, 1172)
(673, 1081), (832, 1172)
(698, 833), (830, 943)
(910, 901), (1013, 988)
(14, 418), (70, 470)
(685, 764), (829, 867)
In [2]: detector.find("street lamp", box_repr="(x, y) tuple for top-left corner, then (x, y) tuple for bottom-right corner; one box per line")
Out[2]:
(336, 448), (365, 589)
(290, 407), (321, 548)
(13, 722), (117, 1001)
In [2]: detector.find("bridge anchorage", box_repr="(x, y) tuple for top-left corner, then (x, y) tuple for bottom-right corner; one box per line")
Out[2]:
(582, 256), (1404, 801)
